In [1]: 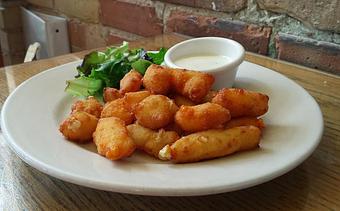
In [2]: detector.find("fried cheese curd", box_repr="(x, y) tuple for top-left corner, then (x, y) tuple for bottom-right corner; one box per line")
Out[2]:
(203, 90), (218, 103)
(164, 122), (184, 136)
(123, 90), (151, 112)
(101, 98), (134, 125)
(71, 96), (103, 118)
(127, 123), (179, 158)
(212, 88), (269, 118)
(101, 91), (152, 124)
(103, 87), (123, 103)
(143, 64), (172, 95)
(120, 70), (143, 94)
(143, 65), (214, 103)
(171, 68), (215, 103)
(175, 102), (231, 132)
(159, 126), (261, 163)
(59, 111), (98, 143)
(93, 117), (136, 160)
(172, 94), (195, 106)
(134, 95), (179, 129)
(224, 117), (265, 130)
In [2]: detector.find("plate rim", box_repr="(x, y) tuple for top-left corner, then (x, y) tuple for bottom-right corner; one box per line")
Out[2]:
(0, 60), (324, 196)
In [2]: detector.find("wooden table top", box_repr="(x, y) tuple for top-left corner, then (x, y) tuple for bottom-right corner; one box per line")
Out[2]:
(0, 33), (339, 210)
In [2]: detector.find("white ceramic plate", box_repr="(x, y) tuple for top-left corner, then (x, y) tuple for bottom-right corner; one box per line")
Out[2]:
(1, 61), (323, 196)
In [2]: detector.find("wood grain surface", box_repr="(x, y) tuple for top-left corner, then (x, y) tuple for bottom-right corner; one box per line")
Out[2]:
(0, 34), (339, 211)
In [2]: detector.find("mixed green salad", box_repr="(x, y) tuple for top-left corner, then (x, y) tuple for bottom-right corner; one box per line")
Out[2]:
(65, 41), (167, 98)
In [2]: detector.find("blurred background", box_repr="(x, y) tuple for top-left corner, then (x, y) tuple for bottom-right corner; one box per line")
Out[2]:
(0, 0), (339, 75)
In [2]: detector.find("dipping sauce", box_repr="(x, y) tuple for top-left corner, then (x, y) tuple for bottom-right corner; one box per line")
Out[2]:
(174, 55), (231, 71)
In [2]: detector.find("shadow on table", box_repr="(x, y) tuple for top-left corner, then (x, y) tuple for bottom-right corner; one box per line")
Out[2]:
(114, 167), (311, 210)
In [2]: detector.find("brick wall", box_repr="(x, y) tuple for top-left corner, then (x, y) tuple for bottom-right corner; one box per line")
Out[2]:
(0, 0), (26, 66)
(24, 0), (340, 75)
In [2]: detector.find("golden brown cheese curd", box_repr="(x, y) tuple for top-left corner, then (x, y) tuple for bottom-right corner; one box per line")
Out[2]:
(224, 117), (265, 130)
(123, 90), (151, 112)
(143, 64), (172, 95)
(212, 88), (269, 118)
(183, 75), (215, 103)
(127, 123), (179, 158)
(175, 102), (231, 132)
(103, 87), (123, 103)
(93, 117), (136, 160)
(171, 68), (214, 103)
(134, 95), (178, 129)
(172, 94), (196, 107)
(164, 122), (184, 136)
(202, 90), (218, 103)
(101, 98), (134, 125)
(59, 111), (98, 143)
(143, 65), (214, 103)
(159, 126), (261, 163)
(120, 70), (143, 94)
(71, 96), (103, 118)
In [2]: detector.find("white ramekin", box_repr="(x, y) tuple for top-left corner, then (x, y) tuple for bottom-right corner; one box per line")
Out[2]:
(164, 37), (245, 90)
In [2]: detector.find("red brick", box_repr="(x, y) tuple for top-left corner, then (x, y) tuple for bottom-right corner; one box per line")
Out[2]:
(2, 51), (25, 65)
(106, 34), (128, 46)
(0, 6), (22, 29)
(67, 20), (107, 51)
(275, 33), (340, 75)
(159, 0), (246, 12)
(55, 0), (99, 23)
(68, 20), (87, 49)
(70, 45), (83, 53)
(166, 11), (272, 55)
(0, 29), (25, 52)
(99, 0), (163, 37)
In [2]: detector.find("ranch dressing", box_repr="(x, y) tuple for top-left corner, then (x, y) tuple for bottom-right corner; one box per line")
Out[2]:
(174, 55), (231, 71)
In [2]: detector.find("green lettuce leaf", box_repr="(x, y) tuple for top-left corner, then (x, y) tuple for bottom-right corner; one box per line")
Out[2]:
(147, 48), (167, 65)
(65, 76), (103, 97)
(131, 59), (153, 75)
